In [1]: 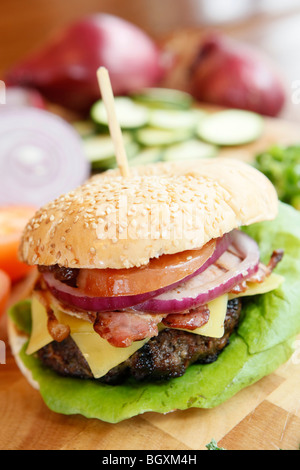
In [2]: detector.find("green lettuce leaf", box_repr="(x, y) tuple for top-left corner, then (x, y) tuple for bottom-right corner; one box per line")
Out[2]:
(240, 203), (300, 353)
(9, 299), (32, 335)
(9, 202), (300, 423)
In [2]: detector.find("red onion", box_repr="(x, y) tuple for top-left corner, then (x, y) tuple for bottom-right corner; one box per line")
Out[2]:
(190, 34), (286, 117)
(0, 107), (90, 206)
(6, 14), (166, 114)
(43, 233), (232, 312)
(135, 231), (260, 313)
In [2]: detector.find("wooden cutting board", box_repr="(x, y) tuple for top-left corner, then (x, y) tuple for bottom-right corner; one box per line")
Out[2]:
(0, 115), (299, 451)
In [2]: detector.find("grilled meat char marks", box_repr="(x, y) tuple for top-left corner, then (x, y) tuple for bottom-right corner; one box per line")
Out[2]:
(37, 298), (241, 383)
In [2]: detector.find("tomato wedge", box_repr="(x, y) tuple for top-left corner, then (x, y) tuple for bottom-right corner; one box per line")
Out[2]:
(0, 270), (11, 318)
(0, 206), (37, 282)
(77, 239), (217, 297)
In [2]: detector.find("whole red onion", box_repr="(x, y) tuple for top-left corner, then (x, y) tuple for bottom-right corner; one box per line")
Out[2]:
(6, 14), (166, 114)
(189, 34), (286, 117)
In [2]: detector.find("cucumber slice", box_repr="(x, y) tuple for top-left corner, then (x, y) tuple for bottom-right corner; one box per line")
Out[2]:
(149, 109), (198, 131)
(162, 139), (219, 162)
(134, 127), (194, 147)
(192, 108), (208, 122)
(83, 133), (139, 170)
(91, 97), (149, 130)
(197, 110), (264, 146)
(131, 88), (193, 110)
(130, 147), (163, 167)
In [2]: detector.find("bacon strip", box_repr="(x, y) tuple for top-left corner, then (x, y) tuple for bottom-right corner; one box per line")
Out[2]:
(230, 249), (284, 294)
(94, 311), (165, 348)
(245, 249), (284, 283)
(162, 305), (210, 330)
(93, 304), (211, 347)
(47, 307), (70, 343)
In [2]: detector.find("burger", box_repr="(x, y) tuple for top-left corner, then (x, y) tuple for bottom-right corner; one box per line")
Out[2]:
(8, 158), (300, 423)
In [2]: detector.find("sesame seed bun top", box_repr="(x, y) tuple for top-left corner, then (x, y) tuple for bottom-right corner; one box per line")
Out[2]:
(19, 159), (278, 269)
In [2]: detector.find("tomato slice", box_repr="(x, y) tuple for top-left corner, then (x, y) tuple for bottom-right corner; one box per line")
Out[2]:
(0, 206), (37, 282)
(77, 239), (217, 297)
(0, 270), (11, 318)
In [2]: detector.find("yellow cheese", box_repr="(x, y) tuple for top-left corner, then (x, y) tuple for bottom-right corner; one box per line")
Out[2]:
(192, 294), (228, 338)
(70, 332), (147, 379)
(26, 295), (149, 379)
(167, 274), (284, 339)
(159, 295), (228, 339)
(228, 273), (284, 300)
(179, 294), (228, 339)
(26, 296), (54, 355)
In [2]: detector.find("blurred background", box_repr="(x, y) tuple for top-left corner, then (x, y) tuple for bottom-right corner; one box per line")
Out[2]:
(1, 0), (300, 120)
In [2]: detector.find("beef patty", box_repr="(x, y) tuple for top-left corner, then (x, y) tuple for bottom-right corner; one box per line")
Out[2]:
(37, 298), (242, 384)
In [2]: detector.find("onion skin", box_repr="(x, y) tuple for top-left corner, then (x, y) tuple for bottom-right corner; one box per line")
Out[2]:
(189, 34), (286, 117)
(6, 14), (166, 114)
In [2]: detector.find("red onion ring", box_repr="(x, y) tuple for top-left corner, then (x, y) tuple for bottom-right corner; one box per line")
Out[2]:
(43, 232), (233, 312)
(134, 231), (260, 313)
(0, 107), (90, 206)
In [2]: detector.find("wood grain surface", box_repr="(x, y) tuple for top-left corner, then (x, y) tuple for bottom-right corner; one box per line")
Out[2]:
(0, 116), (299, 451)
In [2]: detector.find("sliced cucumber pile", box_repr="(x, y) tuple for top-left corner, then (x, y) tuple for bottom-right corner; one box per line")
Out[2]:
(74, 88), (265, 172)
(83, 133), (139, 171)
(149, 109), (198, 131)
(131, 88), (193, 110)
(91, 97), (150, 130)
(163, 139), (219, 162)
(197, 110), (264, 146)
(135, 127), (194, 147)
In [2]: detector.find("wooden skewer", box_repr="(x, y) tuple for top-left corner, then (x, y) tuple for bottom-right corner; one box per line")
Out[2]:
(97, 67), (130, 178)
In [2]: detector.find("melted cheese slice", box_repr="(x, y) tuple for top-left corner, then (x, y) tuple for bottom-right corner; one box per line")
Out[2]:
(27, 295), (149, 378)
(26, 296), (54, 355)
(190, 294), (228, 339)
(228, 273), (284, 300)
(70, 333), (147, 379)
